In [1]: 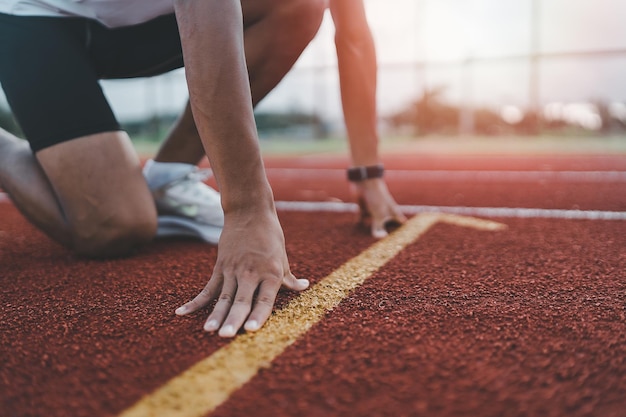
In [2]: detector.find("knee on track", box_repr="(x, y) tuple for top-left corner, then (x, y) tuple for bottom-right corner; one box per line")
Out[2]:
(71, 213), (157, 258)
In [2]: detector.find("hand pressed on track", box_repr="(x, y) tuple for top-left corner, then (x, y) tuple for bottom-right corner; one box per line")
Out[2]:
(175, 207), (309, 337)
(355, 178), (407, 238)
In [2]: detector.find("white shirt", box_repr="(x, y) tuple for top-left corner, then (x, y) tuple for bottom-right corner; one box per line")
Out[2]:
(0, 0), (174, 28)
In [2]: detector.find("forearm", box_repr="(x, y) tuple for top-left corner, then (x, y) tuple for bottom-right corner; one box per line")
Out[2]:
(331, 1), (380, 167)
(174, 0), (273, 213)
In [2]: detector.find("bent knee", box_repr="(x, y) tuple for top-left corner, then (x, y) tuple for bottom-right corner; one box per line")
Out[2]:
(72, 214), (157, 258)
(292, 0), (327, 17)
(288, 0), (327, 31)
(261, 0), (326, 35)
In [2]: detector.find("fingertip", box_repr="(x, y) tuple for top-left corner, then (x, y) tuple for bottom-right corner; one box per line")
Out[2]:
(175, 305), (188, 316)
(219, 325), (236, 338)
(283, 275), (309, 291)
(296, 278), (310, 290)
(372, 227), (388, 239)
(204, 319), (219, 332)
(244, 320), (260, 332)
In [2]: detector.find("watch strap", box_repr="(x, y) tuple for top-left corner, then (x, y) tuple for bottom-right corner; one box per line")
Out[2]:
(347, 164), (384, 182)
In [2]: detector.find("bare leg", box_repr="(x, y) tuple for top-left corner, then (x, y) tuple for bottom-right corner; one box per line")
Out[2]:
(0, 128), (157, 257)
(243, 0), (327, 106)
(0, 128), (71, 246)
(154, 0), (326, 165)
(0, 0), (324, 255)
(151, 102), (203, 165)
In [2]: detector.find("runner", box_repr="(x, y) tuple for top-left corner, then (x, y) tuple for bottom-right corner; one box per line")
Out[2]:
(149, 0), (406, 239)
(0, 0), (403, 337)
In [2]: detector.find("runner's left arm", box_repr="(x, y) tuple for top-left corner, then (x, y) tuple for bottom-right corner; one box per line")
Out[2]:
(329, 0), (405, 237)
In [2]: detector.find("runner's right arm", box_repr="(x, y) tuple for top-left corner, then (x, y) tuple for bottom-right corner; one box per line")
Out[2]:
(172, 0), (309, 337)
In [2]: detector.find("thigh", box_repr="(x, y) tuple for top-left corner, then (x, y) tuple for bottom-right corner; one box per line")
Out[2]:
(0, 13), (121, 152)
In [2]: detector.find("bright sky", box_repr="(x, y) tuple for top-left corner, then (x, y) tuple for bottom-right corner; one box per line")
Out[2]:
(254, 0), (626, 117)
(363, 0), (625, 61)
(1, 0), (626, 121)
(296, 0), (626, 66)
(266, 0), (626, 118)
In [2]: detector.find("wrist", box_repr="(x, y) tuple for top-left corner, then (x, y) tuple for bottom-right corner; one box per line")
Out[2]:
(347, 164), (384, 182)
(221, 177), (275, 214)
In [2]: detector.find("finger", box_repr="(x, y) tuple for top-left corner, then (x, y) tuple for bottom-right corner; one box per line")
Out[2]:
(218, 276), (258, 338)
(281, 271), (309, 292)
(357, 196), (371, 223)
(175, 275), (222, 316)
(371, 217), (390, 239)
(393, 208), (408, 224)
(203, 275), (237, 333)
(244, 278), (282, 332)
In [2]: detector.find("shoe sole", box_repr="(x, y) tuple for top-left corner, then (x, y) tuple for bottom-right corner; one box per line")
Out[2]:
(156, 215), (222, 244)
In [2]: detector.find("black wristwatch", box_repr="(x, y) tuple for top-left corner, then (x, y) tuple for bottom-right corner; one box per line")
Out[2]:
(347, 164), (384, 182)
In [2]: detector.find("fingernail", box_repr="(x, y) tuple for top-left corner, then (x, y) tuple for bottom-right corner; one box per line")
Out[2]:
(175, 306), (187, 315)
(297, 278), (310, 288)
(219, 325), (235, 337)
(245, 320), (259, 331)
(204, 320), (219, 331)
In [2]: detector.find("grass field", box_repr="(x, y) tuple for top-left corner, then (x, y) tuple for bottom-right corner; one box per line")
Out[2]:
(131, 134), (626, 158)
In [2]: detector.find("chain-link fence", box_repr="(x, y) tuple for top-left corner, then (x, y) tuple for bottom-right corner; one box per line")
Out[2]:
(260, 0), (626, 136)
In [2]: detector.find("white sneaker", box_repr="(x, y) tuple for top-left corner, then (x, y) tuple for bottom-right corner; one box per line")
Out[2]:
(156, 215), (222, 244)
(143, 159), (224, 243)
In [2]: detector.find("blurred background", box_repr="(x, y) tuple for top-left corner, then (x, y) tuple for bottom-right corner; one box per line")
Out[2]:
(1, 0), (626, 151)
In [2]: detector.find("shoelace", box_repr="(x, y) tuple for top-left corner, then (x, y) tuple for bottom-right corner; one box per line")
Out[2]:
(173, 169), (219, 199)
(185, 168), (213, 183)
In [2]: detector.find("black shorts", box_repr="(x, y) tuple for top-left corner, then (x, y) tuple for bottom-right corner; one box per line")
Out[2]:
(0, 12), (184, 152)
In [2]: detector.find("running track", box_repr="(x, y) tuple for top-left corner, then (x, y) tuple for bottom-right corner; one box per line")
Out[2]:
(1, 152), (625, 417)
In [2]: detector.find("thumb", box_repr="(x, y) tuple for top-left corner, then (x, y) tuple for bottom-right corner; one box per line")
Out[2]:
(371, 218), (389, 239)
(394, 210), (408, 224)
(282, 272), (310, 292)
(357, 196), (371, 222)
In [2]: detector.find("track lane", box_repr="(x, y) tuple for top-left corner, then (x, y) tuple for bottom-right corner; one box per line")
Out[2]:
(0, 207), (372, 417)
(210, 218), (626, 417)
(1, 153), (625, 417)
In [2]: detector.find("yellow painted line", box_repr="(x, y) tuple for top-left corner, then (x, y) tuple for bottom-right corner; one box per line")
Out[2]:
(118, 213), (506, 417)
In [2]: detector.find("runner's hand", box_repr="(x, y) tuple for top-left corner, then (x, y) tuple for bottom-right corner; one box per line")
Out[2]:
(355, 178), (407, 238)
(175, 207), (308, 337)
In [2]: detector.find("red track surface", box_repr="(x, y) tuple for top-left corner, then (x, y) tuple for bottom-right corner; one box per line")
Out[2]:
(1, 152), (625, 417)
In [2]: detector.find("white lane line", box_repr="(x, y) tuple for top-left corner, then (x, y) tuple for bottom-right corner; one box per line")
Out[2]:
(266, 168), (626, 183)
(275, 201), (626, 221)
(2, 192), (623, 220)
